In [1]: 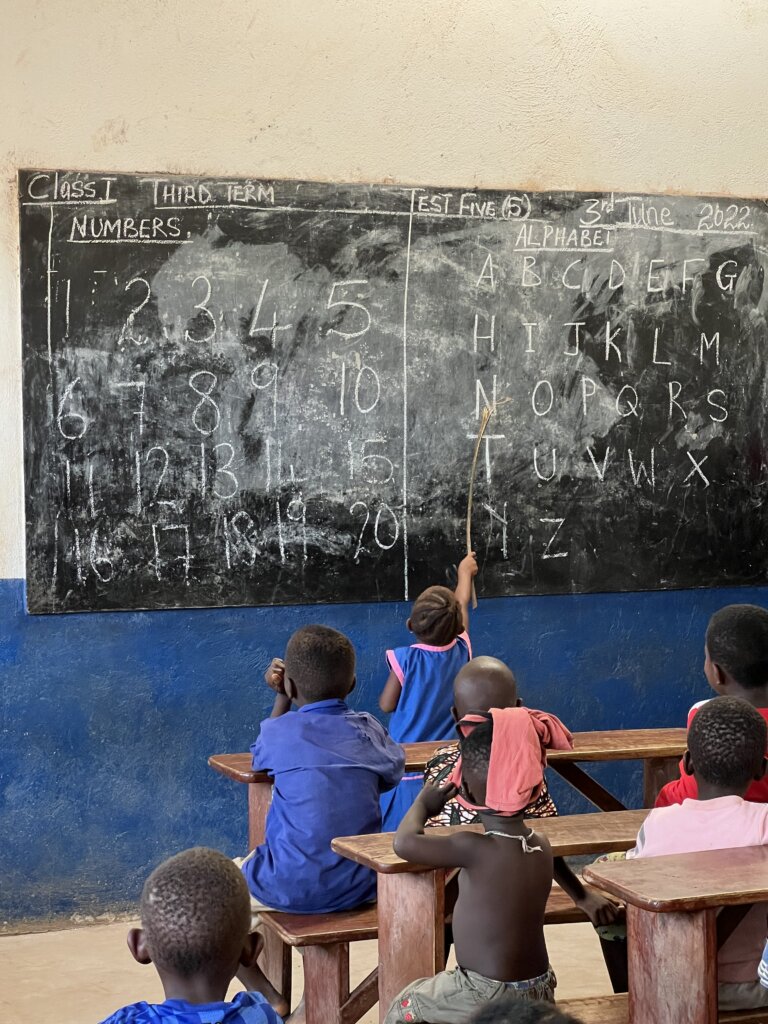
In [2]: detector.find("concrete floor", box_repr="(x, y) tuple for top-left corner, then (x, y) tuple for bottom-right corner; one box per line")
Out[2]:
(0, 919), (611, 1022)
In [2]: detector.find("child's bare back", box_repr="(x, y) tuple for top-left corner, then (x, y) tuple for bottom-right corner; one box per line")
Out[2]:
(385, 706), (571, 1024)
(450, 821), (552, 983)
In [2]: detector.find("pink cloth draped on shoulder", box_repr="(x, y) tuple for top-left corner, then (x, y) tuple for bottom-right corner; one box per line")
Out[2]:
(449, 707), (573, 816)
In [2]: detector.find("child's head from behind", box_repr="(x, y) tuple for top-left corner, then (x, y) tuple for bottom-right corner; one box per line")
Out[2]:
(705, 604), (768, 693)
(685, 695), (767, 795)
(128, 847), (256, 989)
(408, 585), (463, 646)
(459, 717), (493, 807)
(470, 993), (583, 1023)
(284, 624), (355, 704)
(453, 656), (519, 720)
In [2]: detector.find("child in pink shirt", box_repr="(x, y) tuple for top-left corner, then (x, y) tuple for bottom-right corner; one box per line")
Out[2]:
(627, 696), (768, 1011)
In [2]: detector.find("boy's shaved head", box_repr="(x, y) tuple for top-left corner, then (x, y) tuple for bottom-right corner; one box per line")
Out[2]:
(688, 696), (767, 789)
(140, 847), (250, 978)
(285, 624), (355, 703)
(706, 604), (768, 690)
(454, 657), (518, 718)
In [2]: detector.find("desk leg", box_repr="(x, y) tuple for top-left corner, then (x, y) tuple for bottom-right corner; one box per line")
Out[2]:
(548, 762), (627, 812)
(626, 905), (717, 1024)
(642, 757), (681, 808)
(248, 782), (273, 850)
(377, 870), (445, 1024)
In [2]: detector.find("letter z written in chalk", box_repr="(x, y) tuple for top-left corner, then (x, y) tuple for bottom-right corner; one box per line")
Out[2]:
(540, 518), (568, 559)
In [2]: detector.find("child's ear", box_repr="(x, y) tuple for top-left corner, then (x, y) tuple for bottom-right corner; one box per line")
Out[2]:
(755, 757), (767, 781)
(348, 675), (357, 696)
(284, 675), (298, 702)
(516, 697), (523, 708)
(240, 933), (262, 969)
(127, 928), (152, 966)
(710, 662), (728, 691)
(406, 617), (413, 634)
(682, 750), (695, 777)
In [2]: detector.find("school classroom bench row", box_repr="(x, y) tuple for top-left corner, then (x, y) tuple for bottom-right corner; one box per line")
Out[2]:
(209, 728), (745, 1023)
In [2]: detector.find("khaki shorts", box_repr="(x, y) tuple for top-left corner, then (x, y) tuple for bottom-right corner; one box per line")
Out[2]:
(383, 965), (556, 1024)
(233, 851), (276, 932)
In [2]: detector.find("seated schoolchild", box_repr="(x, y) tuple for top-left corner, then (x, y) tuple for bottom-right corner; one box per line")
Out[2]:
(628, 696), (768, 1011)
(656, 603), (768, 806)
(239, 625), (404, 1005)
(424, 656), (620, 929)
(384, 706), (572, 1023)
(98, 847), (282, 1023)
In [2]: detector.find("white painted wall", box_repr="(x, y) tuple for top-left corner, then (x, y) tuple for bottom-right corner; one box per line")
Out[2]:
(3, 0), (768, 577)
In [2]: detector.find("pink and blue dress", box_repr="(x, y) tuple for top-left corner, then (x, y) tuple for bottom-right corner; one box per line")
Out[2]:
(380, 631), (471, 830)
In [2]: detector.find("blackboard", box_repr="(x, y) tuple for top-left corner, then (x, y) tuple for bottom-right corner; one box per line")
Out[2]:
(19, 170), (768, 613)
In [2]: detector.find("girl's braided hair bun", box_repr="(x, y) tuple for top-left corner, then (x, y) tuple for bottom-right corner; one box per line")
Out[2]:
(409, 585), (463, 646)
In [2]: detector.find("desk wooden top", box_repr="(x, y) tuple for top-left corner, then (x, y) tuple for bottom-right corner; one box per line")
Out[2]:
(331, 807), (648, 873)
(547, 728), (687, 763)
(208, 728), (687, 784)
(584, 846), (768, 913)
(207, 742), (442, 784)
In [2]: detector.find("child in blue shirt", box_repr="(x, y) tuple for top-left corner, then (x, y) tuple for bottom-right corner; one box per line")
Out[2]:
(240, 625), (404, 1007)
(98, 846), (282, 1024)
(378, 551), (478, 829)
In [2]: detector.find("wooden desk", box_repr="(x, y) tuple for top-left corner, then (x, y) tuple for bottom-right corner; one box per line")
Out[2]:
(584, 847), (768, 1024)
(209, 728), (686, 847)
(546, 728), (687, 811)
(333, 808), (647, 1022)
(208, 743), (441, 849)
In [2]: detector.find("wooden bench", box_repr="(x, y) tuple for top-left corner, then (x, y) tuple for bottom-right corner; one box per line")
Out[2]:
(558, 994), (768, 1023)
(584, 846), (768, 1024)
(257, 884), (590, 1023)
(333, 808), (647, 1022)
(260, 906), (379, 1024)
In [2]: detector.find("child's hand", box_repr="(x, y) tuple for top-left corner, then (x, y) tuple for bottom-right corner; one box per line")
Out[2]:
(458, 551), (478, 579)
(417, 781), (459, 817)
(575, 887), (624, 927)
(264, 658), (286, 694)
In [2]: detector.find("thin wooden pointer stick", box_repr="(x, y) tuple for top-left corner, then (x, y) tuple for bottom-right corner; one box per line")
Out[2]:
(465, 399), (511, 608)
(465, 406), (492, 610)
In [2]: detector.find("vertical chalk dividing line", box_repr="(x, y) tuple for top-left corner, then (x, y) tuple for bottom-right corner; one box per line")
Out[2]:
(402, 190), (415, 601)
(46, 204), (54, 384)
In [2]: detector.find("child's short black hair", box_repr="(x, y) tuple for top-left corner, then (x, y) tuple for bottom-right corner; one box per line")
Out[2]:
(688, 696), (767, 788)
(410, 585), (463, 646)
(706, 604), (768, 689)
(140, 847), (250, 977)
(460, 717), (493, 779)
(285, 624), (355, 703)
(470, 993), (583, 1024)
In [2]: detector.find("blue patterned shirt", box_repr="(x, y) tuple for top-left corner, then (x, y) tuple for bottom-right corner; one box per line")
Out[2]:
(99, 989), (283, 1023)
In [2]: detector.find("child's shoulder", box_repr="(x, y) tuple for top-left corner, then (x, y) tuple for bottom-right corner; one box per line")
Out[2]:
(98, 992), (282, 1024)
(98, 1001), (154, 1023)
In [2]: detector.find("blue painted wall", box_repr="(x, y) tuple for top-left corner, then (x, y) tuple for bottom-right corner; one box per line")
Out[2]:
(2, 576), (768, 921)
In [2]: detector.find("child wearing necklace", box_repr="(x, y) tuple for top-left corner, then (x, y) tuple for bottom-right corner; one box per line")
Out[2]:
(384, 706), (571, 1023)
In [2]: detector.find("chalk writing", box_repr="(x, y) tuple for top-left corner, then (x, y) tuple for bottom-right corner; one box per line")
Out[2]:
(19, 170), (768, 612)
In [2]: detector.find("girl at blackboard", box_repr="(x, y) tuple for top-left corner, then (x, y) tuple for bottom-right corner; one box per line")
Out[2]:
(379, 551), (478, 830)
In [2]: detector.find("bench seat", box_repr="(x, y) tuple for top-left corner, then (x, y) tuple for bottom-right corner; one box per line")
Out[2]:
(256, 884), (590, 1024)
(260, 883), (588, 948)
(260, 904), (379, 946)
(558, 994), (768, 1023)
